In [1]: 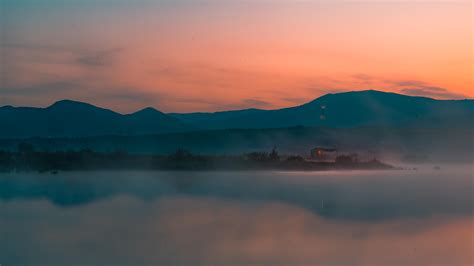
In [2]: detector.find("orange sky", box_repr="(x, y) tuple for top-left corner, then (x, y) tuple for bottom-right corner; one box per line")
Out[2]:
(1, 0), (472, 112)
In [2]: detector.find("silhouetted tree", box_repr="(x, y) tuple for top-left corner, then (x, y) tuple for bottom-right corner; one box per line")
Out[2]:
(335, 154), (354, 164)
(246, 152), (268, 162)
(18, 143), (35, 154)
(269, 147), (280, 161)
(169, 149), (193, 160)
(286, 155), (304, 162)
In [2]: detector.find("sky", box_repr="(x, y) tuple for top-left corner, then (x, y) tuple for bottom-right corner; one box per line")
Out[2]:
(0, 0), (472, 113)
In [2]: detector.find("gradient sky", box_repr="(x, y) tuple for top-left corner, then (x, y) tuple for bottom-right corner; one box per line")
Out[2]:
(1, 0), (472, 113)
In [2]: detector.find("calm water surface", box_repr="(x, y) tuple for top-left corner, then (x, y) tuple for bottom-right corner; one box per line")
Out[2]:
(1, 165), (473, 266)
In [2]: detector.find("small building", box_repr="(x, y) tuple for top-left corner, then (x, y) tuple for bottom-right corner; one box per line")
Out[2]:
(310, 147), (337, 161)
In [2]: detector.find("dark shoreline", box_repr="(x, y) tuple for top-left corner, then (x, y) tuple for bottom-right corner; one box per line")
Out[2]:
(0, 149), (395, 173)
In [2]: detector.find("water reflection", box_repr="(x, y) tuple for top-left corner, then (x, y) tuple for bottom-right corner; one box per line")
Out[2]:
(1, 167), (472, 220)
(0, 167), (473, 265)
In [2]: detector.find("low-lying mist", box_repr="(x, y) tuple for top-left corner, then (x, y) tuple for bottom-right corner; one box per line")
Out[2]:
(1, 126), (472, 163)
(1, 165), (472, 220)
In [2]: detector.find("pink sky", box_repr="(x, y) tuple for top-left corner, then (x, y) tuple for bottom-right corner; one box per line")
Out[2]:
(1, 0), (472, 112)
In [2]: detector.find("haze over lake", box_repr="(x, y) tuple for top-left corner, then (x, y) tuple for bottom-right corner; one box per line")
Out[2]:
(1, 165), (472, 266)
(1, 0), (472, 265)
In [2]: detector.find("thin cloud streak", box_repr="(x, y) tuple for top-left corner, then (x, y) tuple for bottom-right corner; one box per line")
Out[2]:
(401, 87), (467, 100)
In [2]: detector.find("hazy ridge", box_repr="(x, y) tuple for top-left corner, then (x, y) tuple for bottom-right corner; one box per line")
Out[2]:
(1, 90), (472, 138)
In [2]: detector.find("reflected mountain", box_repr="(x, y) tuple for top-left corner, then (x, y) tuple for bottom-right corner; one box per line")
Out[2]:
(1, 167), (472, 221)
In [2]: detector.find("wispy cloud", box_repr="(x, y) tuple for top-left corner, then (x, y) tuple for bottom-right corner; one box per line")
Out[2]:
(391, 80), (427, 87)
(281, 97), (308, 104)
(352, 74), (374, 84)
(383, 79), (468, 100)
(76, 48), (122, 68)
(400, 87), (467, 100)
(241, 98), (271, 108)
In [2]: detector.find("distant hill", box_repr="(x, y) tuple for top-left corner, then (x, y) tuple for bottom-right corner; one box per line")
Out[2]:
(0, 100), (190, 138)
(0, 90), (472, 138)
(169, 90), (474, 129)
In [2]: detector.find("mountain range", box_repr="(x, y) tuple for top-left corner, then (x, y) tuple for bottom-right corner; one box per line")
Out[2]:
(0, 100), (189, 138)
(1, 90), (472, 138)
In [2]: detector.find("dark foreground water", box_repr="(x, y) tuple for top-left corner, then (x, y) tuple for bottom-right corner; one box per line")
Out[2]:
(1, 165), (473, 266)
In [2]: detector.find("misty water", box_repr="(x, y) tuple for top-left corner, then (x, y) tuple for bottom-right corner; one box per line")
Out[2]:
(1, 165), (473, 266)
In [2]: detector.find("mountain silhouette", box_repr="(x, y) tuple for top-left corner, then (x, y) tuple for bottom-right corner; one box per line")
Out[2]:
(0, 100), (190, 138)
(124, 107), (190, 135)
(170, 90), (473, 129)
(0, 90), (472, 138)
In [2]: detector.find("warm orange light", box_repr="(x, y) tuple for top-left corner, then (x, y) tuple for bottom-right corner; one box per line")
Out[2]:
(1, 1), (471, 112)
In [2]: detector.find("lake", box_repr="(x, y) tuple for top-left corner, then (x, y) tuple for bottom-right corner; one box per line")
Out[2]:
(1, 165), (473, 266)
